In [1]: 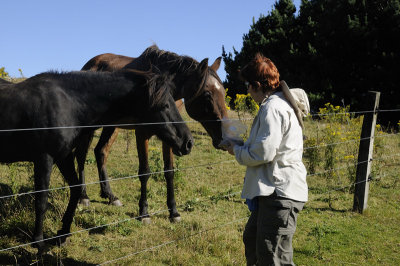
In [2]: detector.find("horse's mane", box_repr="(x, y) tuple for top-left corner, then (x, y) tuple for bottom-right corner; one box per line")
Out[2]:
(134, 45), (199, 75)
(134, 45), (216, 102)
(123, 67), (175, 109)
(144, 71), (174, 108)
(26, 70), (173, 109)
(31, 70), (127, 85)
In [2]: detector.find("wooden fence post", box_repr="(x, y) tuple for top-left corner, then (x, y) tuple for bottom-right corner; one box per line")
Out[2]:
(353, 91), (380, 213)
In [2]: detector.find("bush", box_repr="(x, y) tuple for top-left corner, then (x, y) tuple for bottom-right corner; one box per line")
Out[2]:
(0, 67), (10, 79)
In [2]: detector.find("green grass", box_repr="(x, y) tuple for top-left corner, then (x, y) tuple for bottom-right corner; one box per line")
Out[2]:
(0, 108), (399, 265)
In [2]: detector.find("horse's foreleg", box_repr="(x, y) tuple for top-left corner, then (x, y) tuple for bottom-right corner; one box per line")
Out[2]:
(162, 142), (181, 223)
(75, 132), (94, 206)
(136, 132), (151, 224)
(55, 153), (81, 246)
(94, 127), (121, 206)
(32, 154), (53, 254)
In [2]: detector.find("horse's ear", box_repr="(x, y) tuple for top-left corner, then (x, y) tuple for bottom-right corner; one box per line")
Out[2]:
(210, 57), (221, 72)
(198, 58), (209, 74)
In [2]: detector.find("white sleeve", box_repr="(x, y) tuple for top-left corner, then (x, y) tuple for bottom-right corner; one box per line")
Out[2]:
(234, 106), (283, 167)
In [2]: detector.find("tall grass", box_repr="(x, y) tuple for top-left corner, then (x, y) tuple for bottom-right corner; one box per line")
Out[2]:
(0, 104), (399, 265)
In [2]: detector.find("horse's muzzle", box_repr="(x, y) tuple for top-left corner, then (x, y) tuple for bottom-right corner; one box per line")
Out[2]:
(182, 139), (193, 155)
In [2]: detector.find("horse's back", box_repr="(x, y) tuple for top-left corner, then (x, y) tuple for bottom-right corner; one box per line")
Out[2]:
(82, 53), (135, 72)
(0, 78), (12, 84)
(0, 74), (86, 159)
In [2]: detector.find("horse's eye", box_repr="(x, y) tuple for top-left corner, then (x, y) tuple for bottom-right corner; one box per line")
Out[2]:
(164, 103), (170, 109)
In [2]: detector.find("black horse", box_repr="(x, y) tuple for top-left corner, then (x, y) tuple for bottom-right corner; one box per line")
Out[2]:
(77, 45), (228, 223)
(0, 78), (12, 86)
(0, 69), (193, 253)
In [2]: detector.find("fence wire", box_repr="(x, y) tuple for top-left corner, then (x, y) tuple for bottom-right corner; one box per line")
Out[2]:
(99, 216), (249, 265)
(1, 108), (398, 133)
(2, 150), (399, 254)
(0, 188), (243, 253)
(0, 108), (399, 259)
(2, 131), (398, 201)
(98, 164), (399, 265)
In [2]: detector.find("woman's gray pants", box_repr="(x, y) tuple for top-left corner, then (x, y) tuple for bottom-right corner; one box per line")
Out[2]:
(243, 193), (304, 266)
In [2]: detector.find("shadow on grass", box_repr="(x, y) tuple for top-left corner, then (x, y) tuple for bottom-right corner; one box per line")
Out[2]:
(0, 183), (36, 244)
(303, 205), (350, 213)
(0, 250), (97, 266)
(0, 183), (35, 213)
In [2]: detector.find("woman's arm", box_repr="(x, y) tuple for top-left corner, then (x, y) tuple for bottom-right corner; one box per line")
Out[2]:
(234, 106), (283, 167)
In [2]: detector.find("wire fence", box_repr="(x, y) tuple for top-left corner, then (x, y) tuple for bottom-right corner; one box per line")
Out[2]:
(0, 108), (399, 263)
(1, 151), (398, 253)
(0, 130), (398, 201)
(0, 108), (398, 133)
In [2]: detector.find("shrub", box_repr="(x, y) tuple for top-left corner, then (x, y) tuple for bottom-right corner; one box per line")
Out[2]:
(0, 67), (10, 79)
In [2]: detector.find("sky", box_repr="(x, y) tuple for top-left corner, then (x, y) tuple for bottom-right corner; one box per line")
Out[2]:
(1, 0), (300, 81)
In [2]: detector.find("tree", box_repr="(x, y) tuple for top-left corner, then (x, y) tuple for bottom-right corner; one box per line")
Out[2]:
(223, 0), (298, 101)
(223, 0), (400, 125)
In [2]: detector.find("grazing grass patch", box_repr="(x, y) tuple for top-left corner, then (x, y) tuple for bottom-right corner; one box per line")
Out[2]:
(0, 107), (399, 265)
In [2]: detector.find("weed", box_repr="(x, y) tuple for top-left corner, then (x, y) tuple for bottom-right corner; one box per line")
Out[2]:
(0, 105), (399, 265)
(149, 148), (163, 181)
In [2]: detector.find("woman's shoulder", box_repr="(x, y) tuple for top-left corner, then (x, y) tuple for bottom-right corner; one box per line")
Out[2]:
(264, 92), (289, 110)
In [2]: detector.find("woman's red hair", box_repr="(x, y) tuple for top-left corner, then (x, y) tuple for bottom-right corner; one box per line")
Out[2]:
(240, 53), (280, 92)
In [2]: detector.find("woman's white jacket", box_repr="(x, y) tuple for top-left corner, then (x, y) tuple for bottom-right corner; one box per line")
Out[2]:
(234, 91), (308, 202)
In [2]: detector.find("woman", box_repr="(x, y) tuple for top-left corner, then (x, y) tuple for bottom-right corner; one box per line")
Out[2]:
(225, 53), (308, 265)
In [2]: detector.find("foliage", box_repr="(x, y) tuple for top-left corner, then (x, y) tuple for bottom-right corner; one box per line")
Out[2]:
(224, 88), (231, 111)
(0, 67), (10, 79)
(233, 93), (259, 118)
(222, 0), (400, 126)
(149, 148), (164, 181)
(0, 108), (399, 265)
(304, 104), (363, 195)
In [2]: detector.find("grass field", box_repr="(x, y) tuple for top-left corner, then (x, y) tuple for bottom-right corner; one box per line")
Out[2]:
(0, 107), (399, 265)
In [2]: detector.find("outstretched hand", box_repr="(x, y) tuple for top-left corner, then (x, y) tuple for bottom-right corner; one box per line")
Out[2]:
(226, 142), (235, 155)
(219, 139), (242, 155)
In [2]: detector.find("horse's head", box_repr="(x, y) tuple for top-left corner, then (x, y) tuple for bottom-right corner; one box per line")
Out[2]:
(184, 58), (228, 149)
(132, 72), (194, 156)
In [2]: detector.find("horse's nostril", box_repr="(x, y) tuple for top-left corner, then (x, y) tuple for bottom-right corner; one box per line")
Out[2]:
(186, 139), (193, 152)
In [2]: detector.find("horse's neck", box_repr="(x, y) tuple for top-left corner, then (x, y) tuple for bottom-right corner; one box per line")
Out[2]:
(79, 79), (137, 125)
(171, 76), (188, 100)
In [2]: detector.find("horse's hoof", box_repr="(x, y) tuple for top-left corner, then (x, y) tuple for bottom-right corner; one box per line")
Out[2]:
(57, 237), (71, 247)
(141, 217), (152, 225)
(32, 238), (46, 254)
(79, 198), (90, 207)
(110, 199), (123, 206)
(55, 230), (71, 247)
(32, 237), (53, 255)
(36, 246), (48, 256)
(170, 216), (182, 223)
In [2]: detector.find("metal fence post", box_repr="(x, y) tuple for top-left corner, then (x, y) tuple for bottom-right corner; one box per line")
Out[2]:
(353, 91), (380, 213)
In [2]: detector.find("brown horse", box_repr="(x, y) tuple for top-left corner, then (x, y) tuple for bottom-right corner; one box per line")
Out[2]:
(77, 45), (228, 223)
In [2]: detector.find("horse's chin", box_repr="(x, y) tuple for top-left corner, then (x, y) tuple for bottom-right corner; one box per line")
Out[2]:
(172, 148), (183, 157)
(171, 140), (192, 156)
(212, 139), (224, 150)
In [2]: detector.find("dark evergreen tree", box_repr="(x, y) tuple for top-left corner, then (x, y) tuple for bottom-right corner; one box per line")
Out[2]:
(223, 0), (400, 125)
(223, 0), (298, 100)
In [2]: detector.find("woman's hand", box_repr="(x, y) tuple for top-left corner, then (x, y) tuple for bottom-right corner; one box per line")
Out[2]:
(226, 142), (235, 155)
(219, 139), (239, 155)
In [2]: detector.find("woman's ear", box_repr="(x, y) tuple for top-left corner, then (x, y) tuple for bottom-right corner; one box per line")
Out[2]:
(255, 81), (262, 90)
